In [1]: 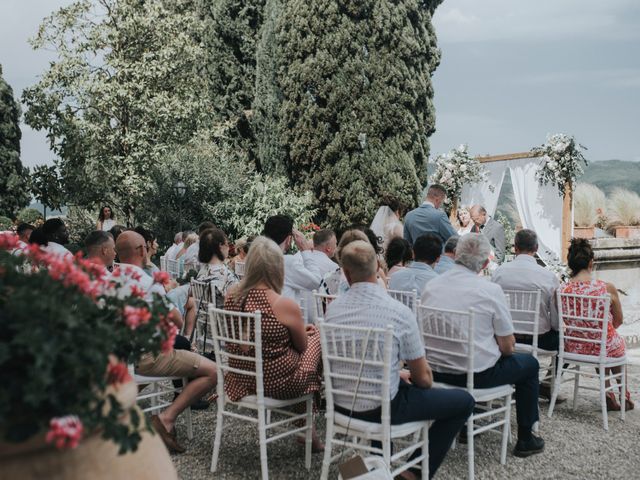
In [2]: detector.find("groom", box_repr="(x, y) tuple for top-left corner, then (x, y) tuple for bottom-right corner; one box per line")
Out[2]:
(404, 184), (457, 245)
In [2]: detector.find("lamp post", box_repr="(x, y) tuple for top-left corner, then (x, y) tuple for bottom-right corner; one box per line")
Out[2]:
(173, 180), (187, 232)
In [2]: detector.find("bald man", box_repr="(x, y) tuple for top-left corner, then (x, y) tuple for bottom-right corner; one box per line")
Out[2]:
(115, 231), (218, 453)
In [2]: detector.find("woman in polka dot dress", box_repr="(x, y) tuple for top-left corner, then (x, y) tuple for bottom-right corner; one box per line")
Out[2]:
(224, 236), (324, 451)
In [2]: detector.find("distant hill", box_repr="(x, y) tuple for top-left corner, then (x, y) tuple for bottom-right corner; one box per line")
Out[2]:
(580, 160), (640, 194)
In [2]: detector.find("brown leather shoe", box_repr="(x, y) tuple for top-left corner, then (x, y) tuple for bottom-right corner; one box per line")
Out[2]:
(151, 415), (185, 453)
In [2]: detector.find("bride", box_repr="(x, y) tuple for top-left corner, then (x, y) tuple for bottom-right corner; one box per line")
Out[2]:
(370, 199), (404, 250)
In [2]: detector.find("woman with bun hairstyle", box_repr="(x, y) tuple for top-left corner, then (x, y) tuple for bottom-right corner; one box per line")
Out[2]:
(559, 238), (633, 411)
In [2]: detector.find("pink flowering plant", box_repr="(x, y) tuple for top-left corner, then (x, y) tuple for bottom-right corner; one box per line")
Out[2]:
(0, 233), (176, 454)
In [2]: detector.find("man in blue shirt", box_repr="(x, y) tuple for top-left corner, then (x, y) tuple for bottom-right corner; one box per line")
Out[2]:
(389, 233), (442, 294)
(434, 235), (458, 274)
(404, 184), (457, 245)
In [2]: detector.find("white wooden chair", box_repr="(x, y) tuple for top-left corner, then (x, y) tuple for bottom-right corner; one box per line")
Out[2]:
(312, 290), (337, 324)
(388, 289), (418, 316)
(159, 255), (167, 272)
(504, 289), (557, 383)
(129, 365), (193, 440)
(166, 258), (182, 279)
(190, 278), (216, 354)
(209, 306), (314, 480)
(234, 260), (245, 279)
(548, 292), (626, 430)
(418, 305), (512, 480)
(318, 322), (431, 480)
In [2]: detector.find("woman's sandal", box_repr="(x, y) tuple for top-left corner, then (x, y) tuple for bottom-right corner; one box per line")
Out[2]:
(605, 392), (621, 411)
(625, 390), (635, 411)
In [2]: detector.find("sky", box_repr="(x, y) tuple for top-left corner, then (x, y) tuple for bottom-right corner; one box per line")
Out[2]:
(1, 0), (639, 168)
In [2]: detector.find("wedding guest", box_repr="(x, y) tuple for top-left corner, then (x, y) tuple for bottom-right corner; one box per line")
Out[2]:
(196, 227), (239, 304)
(492, 230), (559, 352)
(225, 236), (324, 451)
(385, 237), (413, 277)
(310, 228), (339, 276)
(134, 226), (160, 276)
(456, 207), (473, 235)
(325, 240), (474, 479)
(165, 232), (184, 261)
(84, 230), (116, 269)
(109, 224), (128, 241)
(115, 231), (217, 452)
(351, 225), (389, 286)
(263, 215), (322, 322)
(560, 238), (633, 411)
(404, 184), (457, 245)
(37, 218), (72, 257)
(11, 223), (35, 255)
(422, 234), (545, 457)
(389, 234), (441, 294)
(370, 197), (405, 249)
(176, 232), (198, 262)
(96, 205), (116, 232)
(434, 235), (458, 274)
(470, 205), (505, 264)
(183, 221), (216, 274)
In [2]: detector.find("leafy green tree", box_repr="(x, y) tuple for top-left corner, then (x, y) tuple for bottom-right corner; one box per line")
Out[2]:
(16, 208), (43, 226)
(23, 0), (209, 225)
(263, 0), (443, 229)
(0, 65), (30, 218)
(29, 165), (66, 220)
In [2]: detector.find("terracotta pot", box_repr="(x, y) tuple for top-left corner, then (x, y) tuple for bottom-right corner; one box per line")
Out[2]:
(573, 226), (595, 239)
(613, 226), (640, 239)
(0, 381), (177, 480)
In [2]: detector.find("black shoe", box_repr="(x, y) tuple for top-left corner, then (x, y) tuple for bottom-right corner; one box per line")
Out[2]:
(190, 399), (210, 410)
(513, 435), (545, 458)
(458, 428), (468, 445)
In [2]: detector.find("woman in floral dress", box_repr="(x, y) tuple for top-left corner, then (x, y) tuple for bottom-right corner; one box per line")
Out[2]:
(560, 238), (633, 410)
(224, 236), (324, 451)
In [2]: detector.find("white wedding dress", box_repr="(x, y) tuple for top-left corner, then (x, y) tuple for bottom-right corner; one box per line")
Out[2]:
(370, 206), (403, 249)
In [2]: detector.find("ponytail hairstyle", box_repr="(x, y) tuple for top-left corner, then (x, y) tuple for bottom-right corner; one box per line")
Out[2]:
(567, 238), (594, 277)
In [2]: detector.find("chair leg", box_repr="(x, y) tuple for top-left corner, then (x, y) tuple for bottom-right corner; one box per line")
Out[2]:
(548, 360), (563, 418)
(421, 423), (430, 480)
(500, 394), (511, 465)
(210, 401), (224, 473)
(305, 398), (313, 470)
(182, 378), (193, 440)
(599, 368), (608, 431)
(572, 365), (581, 410)
(467, 415), (474, 480)
(257, 406), (269, 480)
(320, 420), (333, 480)
(620, 364), (626, 422)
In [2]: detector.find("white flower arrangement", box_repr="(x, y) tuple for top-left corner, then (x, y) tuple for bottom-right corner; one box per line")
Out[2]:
(429, 144), (493, 206)
(531, 133), (588, 197)
(543, 251), (570, 282)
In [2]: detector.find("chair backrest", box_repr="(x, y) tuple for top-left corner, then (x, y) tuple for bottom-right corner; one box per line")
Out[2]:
(387, 289), (418, 315)
(191, 278), (216, 308)
(418, 305), (475, 390)
(166, 258), (182, 279)
(318, 321), (393, 427)
(312, 290), (338, 323)
(557, 291), (611, 360)
(503, 289), (542, 350)
(159, 255), (167, 272)
(235, 261), (245, 279)
(208, 306), (264, 402)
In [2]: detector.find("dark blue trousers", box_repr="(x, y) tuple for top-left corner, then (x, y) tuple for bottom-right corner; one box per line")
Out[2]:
(433, 353), (540, 429)
(336, 381), (474, 478)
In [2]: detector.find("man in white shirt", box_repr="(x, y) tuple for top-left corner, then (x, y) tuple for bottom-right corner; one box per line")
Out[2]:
(11, 223), (34, 255)
(421, 233), (545, 458)
(325, 240), (474, 478)
(389, 233), (441, 294)
(84, 230), (116, 270)
(42, 218), (72, 257)
(165, 232), (184, 261)
(434, 235), (457, 274)
(264, 215), (322, 322)
(115, 231), (217, 454)
(310, 228), (339, 276)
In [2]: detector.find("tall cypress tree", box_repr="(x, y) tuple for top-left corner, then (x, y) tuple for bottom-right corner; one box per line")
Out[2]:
(0, 65), (29, 218)
(267, 0), (443, 229)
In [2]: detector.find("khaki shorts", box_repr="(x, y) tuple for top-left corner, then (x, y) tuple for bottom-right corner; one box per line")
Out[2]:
(136, 350), (201, 378)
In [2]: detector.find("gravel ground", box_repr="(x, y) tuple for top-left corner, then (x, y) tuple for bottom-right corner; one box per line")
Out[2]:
(170, 360), (640, 480)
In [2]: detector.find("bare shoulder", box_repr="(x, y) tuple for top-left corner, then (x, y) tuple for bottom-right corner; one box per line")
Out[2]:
(605, 282), (619, 296)
(271, 295), (302, 319)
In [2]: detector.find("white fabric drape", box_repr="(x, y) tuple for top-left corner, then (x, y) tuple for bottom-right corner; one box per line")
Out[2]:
(509, 157), (563, 263)
(460, 161), (509, 216)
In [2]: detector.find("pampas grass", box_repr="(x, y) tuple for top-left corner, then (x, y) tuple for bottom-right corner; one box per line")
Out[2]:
(574, 183), (606, 227)
(606, 188), (640, 229)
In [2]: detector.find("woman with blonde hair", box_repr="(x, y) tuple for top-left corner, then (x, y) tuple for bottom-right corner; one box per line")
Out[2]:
(224, 236), (324, 451)
(456, 206), (473, 235)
